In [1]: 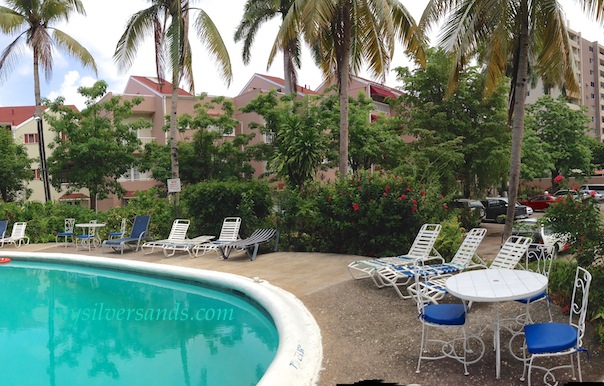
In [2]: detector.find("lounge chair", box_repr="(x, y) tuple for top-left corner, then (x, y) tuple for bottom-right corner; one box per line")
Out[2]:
(378, 227), (488, 299)
(0, 220), (7, 240)
(0, 222), (29, 248)
(218, 229), (279, 261)
(102, 215), (150, 254)
(191, 217), (242, 257)
(161, 235), (216, 258)
(410, 235), (532, 304)
(141, 219), (190, 255)
(347, 224), (442, 288)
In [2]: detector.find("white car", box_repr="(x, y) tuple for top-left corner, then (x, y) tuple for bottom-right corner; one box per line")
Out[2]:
(579, 189), (604, 201)
(512, 218), (571, 255)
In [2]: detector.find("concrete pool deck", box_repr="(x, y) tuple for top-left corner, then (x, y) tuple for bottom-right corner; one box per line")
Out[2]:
(4, 223), (604, 385)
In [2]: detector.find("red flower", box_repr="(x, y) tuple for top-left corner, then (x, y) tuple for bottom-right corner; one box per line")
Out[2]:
(443, 203), (448, 210)
(357, 186), (362, 190)
(328, 196), (332, 201)
(385, 185), (390, 192)
(352, 203), (360, 211)
(411, 207), (417, 212)
(554, 175), (564, 183)
(399, 194), (407, 200)
(420, 190), (426, 196)
(412, 199), (418, 205)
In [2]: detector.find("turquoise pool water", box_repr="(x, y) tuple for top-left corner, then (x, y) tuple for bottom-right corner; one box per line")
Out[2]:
(0, 261), (279, 385)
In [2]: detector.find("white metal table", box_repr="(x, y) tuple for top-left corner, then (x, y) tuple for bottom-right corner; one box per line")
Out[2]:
(75, 223), (106, 250)
(445, 268), (547, 379)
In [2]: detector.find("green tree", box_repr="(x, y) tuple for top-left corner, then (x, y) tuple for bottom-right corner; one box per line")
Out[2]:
(279, 0), (426, 177)
(395, 48), (510, 197)
(0, 0), (97, 201)
(114, 0), (232, 198)
(0, 127), (33, 202)
(524, 95), (592, 190)
(421, 0), (579, 238)
(234, 0), (300, 95)
(45, 81), (151, 211)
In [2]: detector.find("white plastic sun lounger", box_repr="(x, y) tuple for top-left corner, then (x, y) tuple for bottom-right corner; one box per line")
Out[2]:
(162, 235), (216, 257)
(191, 217), (241, 257)
(347, 224), (442, 288)
(141, 219), (190, 255)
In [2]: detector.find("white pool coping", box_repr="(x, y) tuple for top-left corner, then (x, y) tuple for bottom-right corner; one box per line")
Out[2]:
(1, 251), (323, 386)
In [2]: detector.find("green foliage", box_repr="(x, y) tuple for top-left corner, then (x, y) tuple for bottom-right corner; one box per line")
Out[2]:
(276, 171), (452, 256)
(394, 48), (510, 197)
(452, 206), (483, 232)
(45, 81), (151, 210)
(180, 180), (273, 237)
(524, 96), (592, 186)
(0, 127), (33, 201)
(544, 195), (603, 267)
(433, 216), (464, 262)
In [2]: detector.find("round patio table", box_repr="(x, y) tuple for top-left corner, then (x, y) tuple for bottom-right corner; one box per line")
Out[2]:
(446, 268), (547, 379)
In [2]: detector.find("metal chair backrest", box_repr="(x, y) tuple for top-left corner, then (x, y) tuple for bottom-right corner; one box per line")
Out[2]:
(119, 218), (127, 234)
(11, 222), (27, 238)
(64, 218), (75, 233)
(406, 223), (442, 259)
(167, 219), (190, 241)
(489, 235), (532, 269)
(571, 266), (592, 347)
(524, 244), (555, 278)
(218, 217), (241, 241)
(450, 228), (487, 267)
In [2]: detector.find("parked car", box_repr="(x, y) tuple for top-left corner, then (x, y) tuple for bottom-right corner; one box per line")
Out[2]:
(519, 194), (557, 211)
(579, 189), (604, 201)
(553, 189), (580, 201)
(512, 218), (571, 257)
(450, 199), (486, 219)
(481, 197), (529, 223)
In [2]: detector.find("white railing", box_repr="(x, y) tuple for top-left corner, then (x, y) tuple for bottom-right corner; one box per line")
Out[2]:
(372, 101), (390, 114)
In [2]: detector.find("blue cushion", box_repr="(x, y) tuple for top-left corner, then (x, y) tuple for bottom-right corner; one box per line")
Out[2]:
(422, 304), (465, 325)
(524, 323), (578, 354)
(516, 291), (548, 304)
(57, 232), (73, 237)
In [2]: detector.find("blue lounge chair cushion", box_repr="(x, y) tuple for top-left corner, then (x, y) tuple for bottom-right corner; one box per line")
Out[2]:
(395, 263), (462, 278)
(515, 291), (549, 304)
(524, 323), (577, 354)
(422, 304), (465, 325)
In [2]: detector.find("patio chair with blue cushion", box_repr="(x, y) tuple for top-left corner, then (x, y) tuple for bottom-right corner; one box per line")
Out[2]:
(382, 227), (488, 299)
(102, 215), (150, 254)
(0, 220), (7, 240)
(412, 258), (485, 375)
(411, 235), (532, 305)
(347, 224), (443, 288)
(0, 222), (30, 248)
(55, 218), (76, 247)
(108, 218), (127, 239)
(521, 266), (592, 385)
(218, 229), (279, 261)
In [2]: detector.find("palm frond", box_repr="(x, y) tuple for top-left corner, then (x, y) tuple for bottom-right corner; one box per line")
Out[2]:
(193, 9), (232, 86)
(51, 28), (98, 74)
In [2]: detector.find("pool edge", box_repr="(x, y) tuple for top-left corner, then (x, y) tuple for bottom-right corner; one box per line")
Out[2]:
(0, 251), (323, 386)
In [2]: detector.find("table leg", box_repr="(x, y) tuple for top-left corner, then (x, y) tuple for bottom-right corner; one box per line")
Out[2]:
(494, 302), (501, 379)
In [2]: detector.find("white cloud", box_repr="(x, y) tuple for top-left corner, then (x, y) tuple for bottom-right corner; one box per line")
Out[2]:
(46, 71), (96, 109)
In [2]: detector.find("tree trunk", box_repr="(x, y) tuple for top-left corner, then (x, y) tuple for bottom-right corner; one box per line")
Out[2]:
(283, 43), (297, 95)
(503, 0), (530, 240)
(170, 82), (180, 205)
(33, 47), (51, 202)
(338, 4), (352, 178)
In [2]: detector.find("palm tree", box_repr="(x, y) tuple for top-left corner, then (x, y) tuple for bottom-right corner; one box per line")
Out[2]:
(234, 0), (301, 95)
(278, 0), (426, 177)
(420, 0), (579, 238)
(0, 0), (97, 201)
(114, 0), (232, 193)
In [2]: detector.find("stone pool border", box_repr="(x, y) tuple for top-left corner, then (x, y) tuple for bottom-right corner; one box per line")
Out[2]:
(2, 251), (323, 385)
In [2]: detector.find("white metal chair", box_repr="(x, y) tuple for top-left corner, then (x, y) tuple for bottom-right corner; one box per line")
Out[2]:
(514, 244), (555, 323)
(382, 227), (487, 299)
(521, 266), (592, 385)
(413, 235), (532, 304)
(108, 218), (127, 239)
(55, 218), (76, 247)
(347, 223), (442, 287)
(76, 220), (98, 251)
(412, 259), (484, 375)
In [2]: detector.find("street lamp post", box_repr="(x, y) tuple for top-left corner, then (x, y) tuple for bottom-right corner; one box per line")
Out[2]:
(34, 114), (51, 202)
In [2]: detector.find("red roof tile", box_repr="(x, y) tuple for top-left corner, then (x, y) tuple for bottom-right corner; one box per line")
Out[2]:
(257, 74), (319, 95)
(0, 105), (79, 127)
(58, 193), (89, 201)
(130, 76), (193, 96)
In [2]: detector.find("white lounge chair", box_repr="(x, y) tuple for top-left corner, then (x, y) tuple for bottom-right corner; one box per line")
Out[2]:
(162, 235), (216, 258)
(191, 217), (242, 257)
(141, 219), (190, 255)
(411, 235), (532, 305)
(347, 224), (442, 288)
(379, 227), (487, 299)
(0, 222), (29, 248)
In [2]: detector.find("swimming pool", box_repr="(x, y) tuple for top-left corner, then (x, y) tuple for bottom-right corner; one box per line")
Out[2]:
(0, 252), (322, 385)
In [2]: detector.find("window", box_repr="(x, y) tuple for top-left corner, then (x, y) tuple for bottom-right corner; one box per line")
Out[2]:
(590, 46), (594, 52)
(32, 169), (41, 180)
(264, 131), (276, 144)
(24, 133), (38, 144)
(591, 82), (595, 87)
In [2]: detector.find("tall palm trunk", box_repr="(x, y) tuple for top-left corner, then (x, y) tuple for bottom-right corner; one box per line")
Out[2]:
(283, 42), (297, 95)
(33, 46), (51, 202)
(170, 79), (180, 204)
(503, 0), (530, 239)
(337, 3), (351, 177)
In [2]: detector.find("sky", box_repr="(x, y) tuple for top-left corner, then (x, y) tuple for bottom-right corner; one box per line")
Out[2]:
(1, 1), (604, 110)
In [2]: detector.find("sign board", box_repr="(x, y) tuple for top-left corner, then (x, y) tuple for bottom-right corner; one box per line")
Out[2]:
(167, 178), (181, 193)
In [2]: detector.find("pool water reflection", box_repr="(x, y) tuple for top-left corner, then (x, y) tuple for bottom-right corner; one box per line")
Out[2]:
(0, 261), (278, 385)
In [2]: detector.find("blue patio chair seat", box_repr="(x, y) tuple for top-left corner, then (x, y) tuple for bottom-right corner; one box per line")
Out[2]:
(422, 304), (466, 326)
(524, 323), (578, 354)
